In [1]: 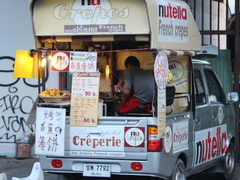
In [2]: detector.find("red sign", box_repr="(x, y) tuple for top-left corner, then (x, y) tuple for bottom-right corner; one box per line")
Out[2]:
(124, 127), (145, 148)
(50, 51), (70, 72)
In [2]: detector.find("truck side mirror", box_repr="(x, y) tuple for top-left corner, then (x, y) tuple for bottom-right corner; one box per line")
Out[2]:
(209, 95), (217, 103)
(227, 92), (239, 102)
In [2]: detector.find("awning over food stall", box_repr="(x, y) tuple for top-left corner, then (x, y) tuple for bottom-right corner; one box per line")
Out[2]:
(30, 0), (201, 51)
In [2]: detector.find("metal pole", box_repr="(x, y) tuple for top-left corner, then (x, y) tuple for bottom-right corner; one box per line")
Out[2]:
(234, 0), (240, 162)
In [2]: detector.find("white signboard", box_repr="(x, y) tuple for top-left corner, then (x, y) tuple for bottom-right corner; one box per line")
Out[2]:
(194, 124), (228, 166)
(35, 107), (66, 156)
(70, 51), (97, 72)
(164, 126), (173, 154)
(125, 127), (145, 147)
(173, 120), (188, 153)
(157, 88), (166, 138)
(70, 72), (100, 126)
(157, 0), (189, 43)
(70, 126), (124, 151)
(154, 51), (169, 89)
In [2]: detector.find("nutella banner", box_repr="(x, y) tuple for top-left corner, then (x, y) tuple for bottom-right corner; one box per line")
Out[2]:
(157, 0), (188, 43)
(33, 0), (149, 35)
(194, 125), (228, 166)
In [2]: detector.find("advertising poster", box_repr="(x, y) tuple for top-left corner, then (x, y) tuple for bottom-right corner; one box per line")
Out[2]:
(50, 51), (70, 72)
(70, 51), (97, 72)
(35, 107), (66, 156)
(157, 0), (189, 43)
(69, 126), (124, 152)
(154, 51), (169, 89)
(168, 56), (189, 113)
(154, 51), (168, 138)
(158, 88), (166, 138)
(70, 72), (100, 127)
(194, 125), (228, 166)
(172, 120), (189, 153)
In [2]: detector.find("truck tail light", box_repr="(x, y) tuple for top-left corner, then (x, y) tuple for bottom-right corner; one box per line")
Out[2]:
(147, 125), (162, 152)
(148, 126), (158, 135)
(131, 162), (143, 171)
(51, 160), (62, 168)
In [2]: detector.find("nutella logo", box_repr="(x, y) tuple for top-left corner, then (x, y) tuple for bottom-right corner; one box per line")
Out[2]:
(194, 126), (228, 166)
(80, 0), (100, 6)
(159, 3), (187, 20)
(157, 0), (189, 43)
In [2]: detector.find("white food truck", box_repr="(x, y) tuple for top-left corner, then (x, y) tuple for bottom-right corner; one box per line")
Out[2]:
(19, 0), (238, 179)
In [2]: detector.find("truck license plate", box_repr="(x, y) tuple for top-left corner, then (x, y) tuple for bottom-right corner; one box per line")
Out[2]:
(83, 164), (111, 177)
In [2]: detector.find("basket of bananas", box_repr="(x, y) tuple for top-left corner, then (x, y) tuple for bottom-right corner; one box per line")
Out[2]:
(39, 88), (71, 103)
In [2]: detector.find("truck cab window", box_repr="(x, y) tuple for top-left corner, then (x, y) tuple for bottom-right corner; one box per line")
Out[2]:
(194, 69), (206, 105)
(204, 69), (225, 103)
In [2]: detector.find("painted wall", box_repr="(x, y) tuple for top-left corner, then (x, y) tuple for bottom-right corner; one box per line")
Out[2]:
(0, 0), (59, 157)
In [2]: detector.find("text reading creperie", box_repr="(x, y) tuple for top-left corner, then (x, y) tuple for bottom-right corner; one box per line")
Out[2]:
(73, 136), (122, 149)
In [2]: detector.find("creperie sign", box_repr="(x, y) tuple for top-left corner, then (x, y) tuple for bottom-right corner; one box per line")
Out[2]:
(69, 126), (124, 151)
(194, 125), (228, 166)
(53, 0), (129, 25)
(73, 136), (121, 149)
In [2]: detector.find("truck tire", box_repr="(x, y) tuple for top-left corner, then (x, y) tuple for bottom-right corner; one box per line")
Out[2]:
(223, 144), (235, 180)
(170, 159), (186, 180)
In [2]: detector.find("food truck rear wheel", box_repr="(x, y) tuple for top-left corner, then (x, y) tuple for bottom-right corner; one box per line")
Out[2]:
(170, 159), (186, 180)
(223, 144), (235, 180)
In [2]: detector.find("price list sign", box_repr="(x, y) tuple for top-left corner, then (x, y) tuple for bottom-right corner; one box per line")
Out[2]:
(70, 72), (100, 127)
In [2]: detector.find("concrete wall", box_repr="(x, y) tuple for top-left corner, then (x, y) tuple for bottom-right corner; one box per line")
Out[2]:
(0, 0), (59, 157)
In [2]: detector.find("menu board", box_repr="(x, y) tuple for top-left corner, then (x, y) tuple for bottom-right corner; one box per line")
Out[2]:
(70, 51), (97, 72)
(35, 107), (66, 156)
(70, 72), (100, 127)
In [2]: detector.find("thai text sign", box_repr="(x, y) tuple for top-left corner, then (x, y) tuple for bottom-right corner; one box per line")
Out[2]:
(35, 107), (66, 156)
(70, 72), (100, 127)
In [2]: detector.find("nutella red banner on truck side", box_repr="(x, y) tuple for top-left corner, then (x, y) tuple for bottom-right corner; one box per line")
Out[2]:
(194, 124), (229, 166)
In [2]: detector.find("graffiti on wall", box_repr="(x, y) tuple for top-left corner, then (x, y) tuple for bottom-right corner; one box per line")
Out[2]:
(0, 56), (48, 142)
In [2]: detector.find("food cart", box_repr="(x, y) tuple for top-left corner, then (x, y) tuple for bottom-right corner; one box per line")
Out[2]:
(13, 0), (216, 179)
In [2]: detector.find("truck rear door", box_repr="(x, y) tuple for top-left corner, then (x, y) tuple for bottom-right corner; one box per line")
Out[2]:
(64, 116), (151, 160)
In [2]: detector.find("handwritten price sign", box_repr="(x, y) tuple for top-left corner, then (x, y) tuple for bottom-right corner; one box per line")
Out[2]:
(70, 72), (100, 127)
